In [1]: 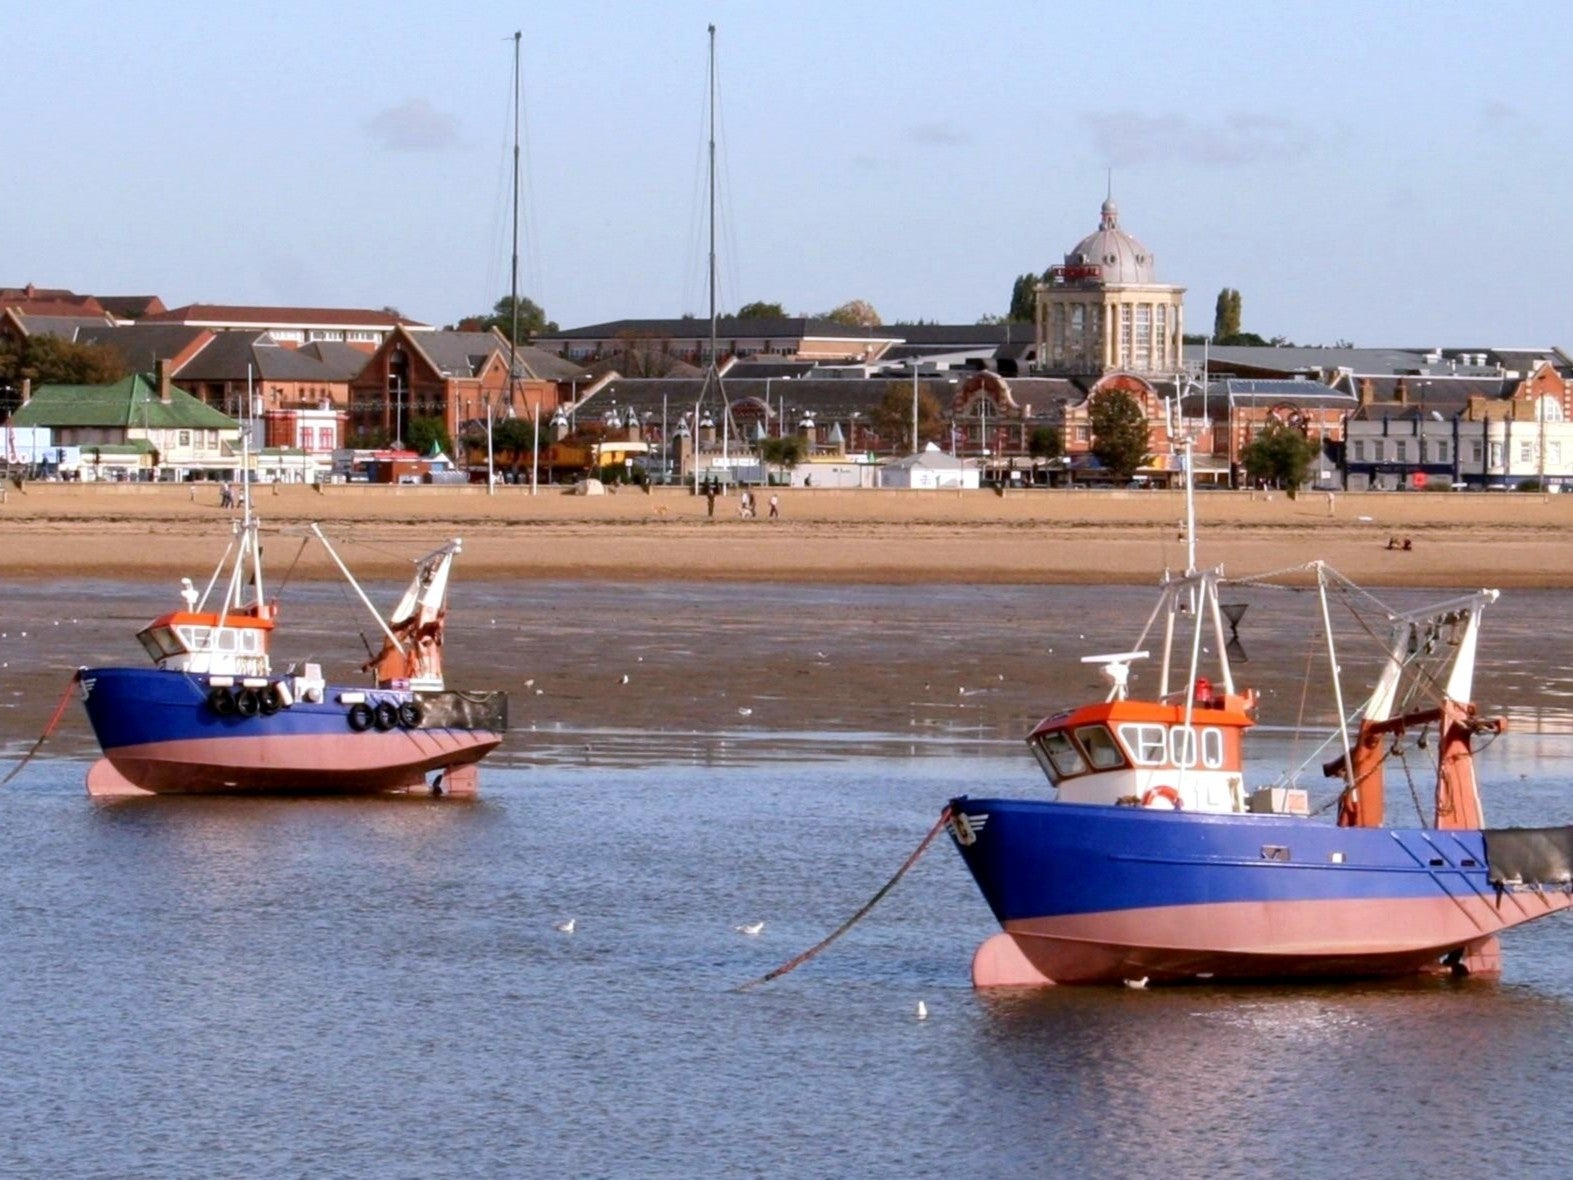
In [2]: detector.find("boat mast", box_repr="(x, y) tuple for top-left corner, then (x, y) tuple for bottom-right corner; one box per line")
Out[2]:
(493, 29), (522, 499)
(693, 23), (726, 491)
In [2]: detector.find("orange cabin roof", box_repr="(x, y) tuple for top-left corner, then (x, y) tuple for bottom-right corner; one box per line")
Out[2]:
(145, 609), (276, 632)
(1029, 694), (1255, 739)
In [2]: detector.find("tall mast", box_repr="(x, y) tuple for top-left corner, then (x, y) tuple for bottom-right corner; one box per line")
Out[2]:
(692, 24), (725, 490)
(494, 29), (522, 497)
(707, 23), (717, 372)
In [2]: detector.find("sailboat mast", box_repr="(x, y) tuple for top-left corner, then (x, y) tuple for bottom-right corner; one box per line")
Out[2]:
(494, 29), (522, 498)
(707, 24), (717, 374)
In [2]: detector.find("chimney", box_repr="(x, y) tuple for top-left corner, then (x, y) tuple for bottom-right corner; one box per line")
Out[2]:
(157, 358), (174, 403)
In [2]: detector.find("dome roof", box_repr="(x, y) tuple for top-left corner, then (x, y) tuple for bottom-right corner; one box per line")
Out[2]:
(1064, 199), (1155, 285)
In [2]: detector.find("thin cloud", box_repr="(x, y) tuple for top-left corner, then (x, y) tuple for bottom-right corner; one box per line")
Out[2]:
(909, 122), (969, 147)
(1084, 111), (1315, 168)
(363, 99), (460, 152)
(1480, 100), (1518, 127)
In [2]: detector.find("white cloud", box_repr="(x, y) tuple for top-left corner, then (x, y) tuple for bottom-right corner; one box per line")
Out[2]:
(1084, 111), (1316, 168)
(362, 99), (460, 152)
(909, 122), (969, 147)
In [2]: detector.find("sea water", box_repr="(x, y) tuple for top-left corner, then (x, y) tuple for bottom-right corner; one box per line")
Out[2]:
(2, 580), (1572, 1177)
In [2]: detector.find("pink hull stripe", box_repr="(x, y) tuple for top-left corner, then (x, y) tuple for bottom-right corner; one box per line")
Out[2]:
(102, 729), (500, 794)
(992, 892), (1573, 985)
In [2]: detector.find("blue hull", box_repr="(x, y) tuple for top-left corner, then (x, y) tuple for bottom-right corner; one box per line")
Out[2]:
(946, 796), (1572, 985)
(79, 666), (506, 795)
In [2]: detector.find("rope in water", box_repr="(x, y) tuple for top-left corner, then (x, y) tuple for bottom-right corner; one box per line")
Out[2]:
(737, 806), (952, 991)
(1, 670), (80, 787)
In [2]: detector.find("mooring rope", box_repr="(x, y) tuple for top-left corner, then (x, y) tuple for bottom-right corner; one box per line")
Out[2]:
(1, 669), (80, 787)
(737, 805), (952, 991)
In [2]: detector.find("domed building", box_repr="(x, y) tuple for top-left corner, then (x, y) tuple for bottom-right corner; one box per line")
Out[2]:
(1034, 197), (1185, 376)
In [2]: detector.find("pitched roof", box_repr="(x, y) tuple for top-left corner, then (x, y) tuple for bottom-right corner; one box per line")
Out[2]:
(297, 341), (378, 378)
(12, 372), (239, 429)
(13, 313), (117, 339)
(94, 295), (166, 319)
(75, 323), (210, 368)
(143, 304), (427, 329)
(544, 316), (901, 342)
(175, 331), (359, 383)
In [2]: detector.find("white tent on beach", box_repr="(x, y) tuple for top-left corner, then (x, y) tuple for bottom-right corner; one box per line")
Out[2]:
(880, 443), (979, 490)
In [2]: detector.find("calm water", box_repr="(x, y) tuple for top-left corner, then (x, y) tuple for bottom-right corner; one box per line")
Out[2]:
(3, 580), (1573, 1177)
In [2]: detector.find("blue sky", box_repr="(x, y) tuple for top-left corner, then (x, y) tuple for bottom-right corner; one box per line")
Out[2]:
(6, 1), (1569, 347)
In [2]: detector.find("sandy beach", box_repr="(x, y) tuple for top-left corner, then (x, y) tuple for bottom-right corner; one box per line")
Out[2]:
(2, 481), (1571, 588)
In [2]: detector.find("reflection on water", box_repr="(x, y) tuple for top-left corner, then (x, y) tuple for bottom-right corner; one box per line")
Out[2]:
(3, 580), (1573, 1175)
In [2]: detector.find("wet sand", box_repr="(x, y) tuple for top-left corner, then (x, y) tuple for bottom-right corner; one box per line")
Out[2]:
(2, 481), (1572, 588)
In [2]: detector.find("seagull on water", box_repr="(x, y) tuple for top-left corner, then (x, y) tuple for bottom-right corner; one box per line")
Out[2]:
(736, 921), (765, 936)
(555, 918), (576, 935)
(1123, 976), (1149, 989)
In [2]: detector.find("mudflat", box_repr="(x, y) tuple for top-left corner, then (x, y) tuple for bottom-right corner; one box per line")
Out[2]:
(2, 482), (1570, 588)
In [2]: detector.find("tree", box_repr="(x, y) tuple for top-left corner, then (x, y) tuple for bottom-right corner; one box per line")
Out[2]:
(456, 295), (557, 342)
(1088, 389), (1151, 482)
(1213, 288), (1241, 339)
(870, 381), (945, 452)
(1008, 273), (1042, 323)
(759, 435), (807, 470)
(735, 301), (786, 319)
(820, 299), (881, 328)
(1240, 421), (1322, 493)
(493, 416), (538, 479)
(0, 334), (126, 387)
(1028, 425), (1063, 461)
(404, 415), (452, 458)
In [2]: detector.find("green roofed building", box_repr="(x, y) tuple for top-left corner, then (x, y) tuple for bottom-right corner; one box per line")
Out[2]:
(11, 361), (242, 479)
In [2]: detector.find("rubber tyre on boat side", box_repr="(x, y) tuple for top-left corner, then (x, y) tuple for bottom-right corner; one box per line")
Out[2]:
(397, 700), (424, 729)
(372, 701), (399, 731)
(258, 685), (283, 715)
(207, 686), (236, 716)
(234, 688), (260, 717)
(347, 702), (374, 732)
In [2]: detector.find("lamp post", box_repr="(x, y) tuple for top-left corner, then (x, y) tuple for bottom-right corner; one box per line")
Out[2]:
(911, 363), (921, 454)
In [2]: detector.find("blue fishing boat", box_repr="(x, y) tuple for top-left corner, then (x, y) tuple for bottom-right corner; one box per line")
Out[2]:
(78, 499), (506, 797)
(948, 443), (1573, 986)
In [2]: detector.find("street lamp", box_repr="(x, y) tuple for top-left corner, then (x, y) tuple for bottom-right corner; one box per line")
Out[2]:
(911, 363), (921, 454)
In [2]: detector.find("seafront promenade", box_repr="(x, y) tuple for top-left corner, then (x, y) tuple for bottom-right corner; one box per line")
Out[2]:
(3, 482), (1572, 587)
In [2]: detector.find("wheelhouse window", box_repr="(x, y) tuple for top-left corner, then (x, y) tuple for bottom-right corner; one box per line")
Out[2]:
(1075, 725), (1125, 770)
(1031, 729), (1087, 778)
(1118, 723), (1168, 766)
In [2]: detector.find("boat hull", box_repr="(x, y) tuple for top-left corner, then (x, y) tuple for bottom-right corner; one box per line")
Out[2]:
(947, 796), (1573, 986)
(79, 666), (506, 796)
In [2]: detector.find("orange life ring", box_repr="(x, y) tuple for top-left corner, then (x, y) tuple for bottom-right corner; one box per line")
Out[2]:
(1141, 785), (1184, 810)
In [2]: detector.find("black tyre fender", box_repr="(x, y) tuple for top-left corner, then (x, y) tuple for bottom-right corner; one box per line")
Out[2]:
(397, 700), (424, 729)
(347, 702), (374, 732)
(372, 700), (399, 731)
(234, 687), (260, 717)
(207, 685), (236, 715)
(257, 685), (283, 715)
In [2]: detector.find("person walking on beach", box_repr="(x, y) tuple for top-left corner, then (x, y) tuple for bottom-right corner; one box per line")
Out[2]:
(769, 494), (779, 520)
(219, 481), (234, 509)
(705, 480), (717, 519)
